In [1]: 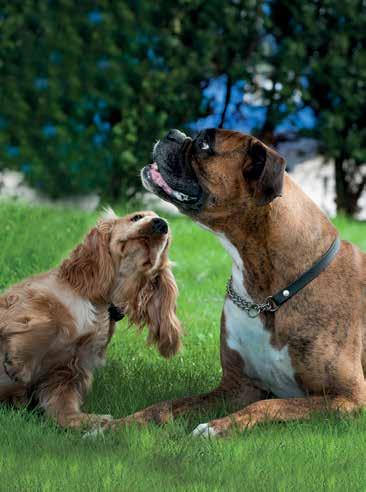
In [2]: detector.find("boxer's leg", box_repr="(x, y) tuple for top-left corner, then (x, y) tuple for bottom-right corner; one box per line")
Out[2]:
(107, 379), (265, 428)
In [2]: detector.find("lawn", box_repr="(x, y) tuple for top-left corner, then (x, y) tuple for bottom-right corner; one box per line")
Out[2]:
(0, 201), (365, 492)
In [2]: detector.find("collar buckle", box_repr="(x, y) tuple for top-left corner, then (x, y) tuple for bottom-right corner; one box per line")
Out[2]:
(226, 236), (340, 316)
(264, 296), (279, 313)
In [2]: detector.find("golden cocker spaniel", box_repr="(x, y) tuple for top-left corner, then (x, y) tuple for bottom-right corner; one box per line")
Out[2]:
(0, 209), (181, 429)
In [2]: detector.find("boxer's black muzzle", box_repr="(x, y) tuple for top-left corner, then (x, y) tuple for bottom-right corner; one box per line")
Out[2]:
(141, 129), (205, 212)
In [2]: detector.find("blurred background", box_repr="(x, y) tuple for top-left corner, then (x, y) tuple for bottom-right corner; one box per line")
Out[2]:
(0, 0), (365, 218)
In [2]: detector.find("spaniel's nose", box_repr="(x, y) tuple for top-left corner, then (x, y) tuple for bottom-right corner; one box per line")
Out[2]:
(151, 218), (168, 235)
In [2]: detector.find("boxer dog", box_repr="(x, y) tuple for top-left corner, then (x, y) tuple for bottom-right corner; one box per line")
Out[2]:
(109, 128), (366, 437)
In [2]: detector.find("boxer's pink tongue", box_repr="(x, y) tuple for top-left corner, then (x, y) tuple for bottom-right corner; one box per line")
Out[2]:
(150, 163), (174, 195)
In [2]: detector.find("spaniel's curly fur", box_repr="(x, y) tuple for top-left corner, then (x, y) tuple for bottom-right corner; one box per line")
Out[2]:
(0, 209), (181, 429)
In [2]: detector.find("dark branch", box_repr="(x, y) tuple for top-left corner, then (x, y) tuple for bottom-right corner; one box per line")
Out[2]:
(218, 75), (232, 129)
(355, 175), (366, 202)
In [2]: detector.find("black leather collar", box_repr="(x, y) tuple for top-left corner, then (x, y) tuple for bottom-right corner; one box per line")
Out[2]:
(227, 236), (341, 317)
(108, 304), (125, 322)
(271, 236), (341, 308)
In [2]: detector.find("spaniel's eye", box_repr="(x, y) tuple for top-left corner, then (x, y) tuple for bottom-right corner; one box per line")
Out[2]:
(131, 214), (143, 222)
(200, 141), (210, 151)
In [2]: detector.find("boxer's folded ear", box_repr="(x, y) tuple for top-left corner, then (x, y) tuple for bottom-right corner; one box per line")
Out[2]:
(244, 139), (286, 206)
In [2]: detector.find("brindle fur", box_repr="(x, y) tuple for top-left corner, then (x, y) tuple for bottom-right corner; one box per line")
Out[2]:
(108, 129), (366, 437)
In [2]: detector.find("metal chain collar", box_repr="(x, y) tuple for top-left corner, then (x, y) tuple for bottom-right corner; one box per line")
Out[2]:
(226, 237), (340, 318)
(226, 277), (278, 318)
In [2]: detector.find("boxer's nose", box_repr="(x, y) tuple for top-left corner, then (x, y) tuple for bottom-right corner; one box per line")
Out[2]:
(166, 129), (187, 143)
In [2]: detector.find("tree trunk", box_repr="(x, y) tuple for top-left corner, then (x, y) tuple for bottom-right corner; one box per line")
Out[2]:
(108, 160), (123, 202)
(334, 156), (364, 217)
(218, 75), (232, 129)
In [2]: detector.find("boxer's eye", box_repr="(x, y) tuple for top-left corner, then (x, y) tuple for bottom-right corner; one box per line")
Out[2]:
(200, 141), (210, 151)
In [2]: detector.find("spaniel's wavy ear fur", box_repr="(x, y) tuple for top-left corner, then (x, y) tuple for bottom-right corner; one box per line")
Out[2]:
(145, 265), (182, 357)
(59, 226), (115, 303)
(126, 262), (182, 358)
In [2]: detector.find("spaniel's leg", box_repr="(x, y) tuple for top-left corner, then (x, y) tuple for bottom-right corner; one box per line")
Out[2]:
(1, 316), (61, 386)
(2, 335), (37, 386)
(192, 392), (366, 438)
(107, 380), (265, 429)
(38, 368), (112, 429)
(0, 381), (28, 406)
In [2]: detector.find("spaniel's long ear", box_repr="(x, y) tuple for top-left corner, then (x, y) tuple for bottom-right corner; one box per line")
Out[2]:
(143, 265), (182, 358)
(244, 138), (286, 206)
(59, 227), (115, 303)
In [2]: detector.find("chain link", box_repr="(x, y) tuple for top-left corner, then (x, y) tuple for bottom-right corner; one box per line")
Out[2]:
(226, 277), (278, 318)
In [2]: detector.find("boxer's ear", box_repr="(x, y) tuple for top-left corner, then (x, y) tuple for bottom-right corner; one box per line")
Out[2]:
(244, 139), (286, 206)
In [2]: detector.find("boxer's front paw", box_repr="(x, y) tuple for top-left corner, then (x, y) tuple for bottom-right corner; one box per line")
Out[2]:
(192, 418), (231, 438)
(192, 422), (219, 438)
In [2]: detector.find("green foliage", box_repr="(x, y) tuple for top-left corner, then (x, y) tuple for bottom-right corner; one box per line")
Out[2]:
(0, 0), (262, 201)
(1, 1), (365, 213)
(265, 0), (366, 214)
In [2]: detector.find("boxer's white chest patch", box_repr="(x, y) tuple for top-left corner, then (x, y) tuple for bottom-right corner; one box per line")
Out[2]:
(217, 233), (304, 398)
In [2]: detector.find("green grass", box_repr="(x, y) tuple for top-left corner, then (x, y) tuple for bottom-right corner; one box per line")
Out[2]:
(0, 201), (365, 492)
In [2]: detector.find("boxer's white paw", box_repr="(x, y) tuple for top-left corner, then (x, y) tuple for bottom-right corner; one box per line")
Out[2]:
(82, 426), (106, 439)
(81, 415), (112, 439)
(192, 422), (218, 438)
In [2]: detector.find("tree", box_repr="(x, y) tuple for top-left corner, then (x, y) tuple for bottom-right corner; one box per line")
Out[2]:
(264, 0), (366, 216)
(0, 0), (264, 201)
